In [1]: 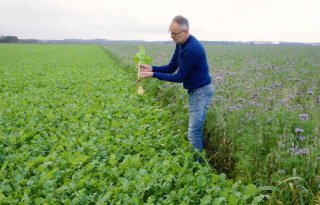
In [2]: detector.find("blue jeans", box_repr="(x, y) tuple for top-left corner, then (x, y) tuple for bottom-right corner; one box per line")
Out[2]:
(188, 83), (214, 152)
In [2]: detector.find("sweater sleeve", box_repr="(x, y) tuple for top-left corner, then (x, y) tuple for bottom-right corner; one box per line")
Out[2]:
(152, 45), (179, 74)
(153, 46), (198, 83)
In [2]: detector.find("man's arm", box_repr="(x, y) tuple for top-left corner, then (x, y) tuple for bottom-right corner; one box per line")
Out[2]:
(153, 48), (198, 83)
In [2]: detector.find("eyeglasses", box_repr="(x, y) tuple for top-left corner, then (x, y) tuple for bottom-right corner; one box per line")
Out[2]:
(168, 30), (185, 36)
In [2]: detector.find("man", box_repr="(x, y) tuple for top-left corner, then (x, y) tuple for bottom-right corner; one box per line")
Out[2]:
(140, 15), (214, 155)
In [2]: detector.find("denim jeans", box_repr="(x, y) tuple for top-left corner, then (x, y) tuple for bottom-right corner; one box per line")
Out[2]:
(188, 83), (214, 152)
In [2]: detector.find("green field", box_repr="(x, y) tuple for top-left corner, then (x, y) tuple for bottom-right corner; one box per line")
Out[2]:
(0, 44), (269, 204)
(104, 43), (320, 204)
(0, 43), (319, 204)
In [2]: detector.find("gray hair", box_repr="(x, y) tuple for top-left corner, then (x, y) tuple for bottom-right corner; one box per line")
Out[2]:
(172, 15), (189, 31)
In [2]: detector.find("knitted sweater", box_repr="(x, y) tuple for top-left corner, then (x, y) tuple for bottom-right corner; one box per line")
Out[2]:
(152, 35), (211, 92)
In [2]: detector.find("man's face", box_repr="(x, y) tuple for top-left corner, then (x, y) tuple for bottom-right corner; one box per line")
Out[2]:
(169, 22), (188, 44)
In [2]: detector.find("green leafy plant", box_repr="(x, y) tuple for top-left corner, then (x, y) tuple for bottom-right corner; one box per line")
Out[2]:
(0, 44), (267, 204)
(105, 43), (320, 204)
(132, 45), (153, 95)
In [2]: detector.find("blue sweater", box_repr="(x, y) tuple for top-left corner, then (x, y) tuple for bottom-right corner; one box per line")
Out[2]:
(152, 35), (211, 92)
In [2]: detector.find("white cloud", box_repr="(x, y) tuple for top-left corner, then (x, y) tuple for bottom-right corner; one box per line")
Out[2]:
(0, 0), (319, 42)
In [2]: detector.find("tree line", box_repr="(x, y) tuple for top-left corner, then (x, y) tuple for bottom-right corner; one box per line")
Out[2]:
(0, 35), (19, 42)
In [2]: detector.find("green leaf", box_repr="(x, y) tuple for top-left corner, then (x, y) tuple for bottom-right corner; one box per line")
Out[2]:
(0, 192), (7, 202)
(1, 183), (12, 193)
(212, 197), (226, 205)
(258, 186), (276, 192)
(139, 45), (146, 56)
(200, 195), (212, 205)
(144, 55), (153, 64)
(14, 174), (24, 183)
(108, 154), (118, 166)
(35, 197), (45, 205)
(252, 194), (267, 204)
(132, 45), (153, 65)
(243, 184), (259, 196)
(196, 175), (207, 187)
(132, 55), (140, 65)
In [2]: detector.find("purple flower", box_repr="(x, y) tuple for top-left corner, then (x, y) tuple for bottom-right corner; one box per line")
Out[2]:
(251, 93), (258, 99)
(289, 147), (297, 153)
(288, 95), (294, 99)
(299, 113), (309, 121)
(307, 88), (313, 95)
(215, 75), (224, 84)
(227, 72), (236, 76)
(228, 105), (238, 111)
(290, 146), (309, 156)
(295, 128), (304, 134)
(237, 98), (246, 103)
(297, 136), (306, 141)
(267, 118), (272, 124)
(249, 101), (262, 107)
(295, 148), (309, 155)
(216, 96), (223, 101)
(278, 99), (286, 104)
(246, 112), (255, 120)
(256, 72), (264, 78)
(268, 96), (275, 103)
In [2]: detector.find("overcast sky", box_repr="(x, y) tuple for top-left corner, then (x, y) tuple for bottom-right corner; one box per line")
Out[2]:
(1, 0), (319, 42)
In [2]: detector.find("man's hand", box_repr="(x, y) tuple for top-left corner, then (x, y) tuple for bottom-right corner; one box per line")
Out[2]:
(140, 71), (153, 78)
(140, 64), (152, 72)
(139, 64), (153, 78)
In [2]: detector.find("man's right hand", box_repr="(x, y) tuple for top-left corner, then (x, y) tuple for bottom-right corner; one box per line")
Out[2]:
(139, 64), (152, 72)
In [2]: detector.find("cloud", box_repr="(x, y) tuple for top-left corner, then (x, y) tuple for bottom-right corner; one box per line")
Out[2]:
(0, 0), (319, 42)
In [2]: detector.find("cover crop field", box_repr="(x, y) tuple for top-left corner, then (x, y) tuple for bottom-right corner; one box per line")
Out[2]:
(0, 44), (266, 204)
(104, 43), (320, 204)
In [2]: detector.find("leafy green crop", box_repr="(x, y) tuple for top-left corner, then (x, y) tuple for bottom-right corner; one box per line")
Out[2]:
(132, 45), (153, 66)
(105, 43), (320, 204)
(132, 46), (153, 95)
(0, 44), (265, 204)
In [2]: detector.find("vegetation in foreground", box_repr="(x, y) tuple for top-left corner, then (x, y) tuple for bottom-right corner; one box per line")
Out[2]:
(0, 44), (265, 204)
(104, 43), (320, 204)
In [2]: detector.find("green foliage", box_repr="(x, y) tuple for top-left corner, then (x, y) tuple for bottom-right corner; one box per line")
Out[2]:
(105, 43), (320, 204)
(204, 45), (320, 204)
(0, 44), (264, 204)
(132, 45), (153, 65)
(0, 35), (19, 42)
(132, 45), (153, 95)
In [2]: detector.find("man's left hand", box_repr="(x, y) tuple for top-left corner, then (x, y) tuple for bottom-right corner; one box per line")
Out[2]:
(140, 72), (153, 78)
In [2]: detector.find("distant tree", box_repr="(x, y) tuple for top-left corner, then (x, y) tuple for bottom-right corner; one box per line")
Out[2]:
(0, 35), (19, 43)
